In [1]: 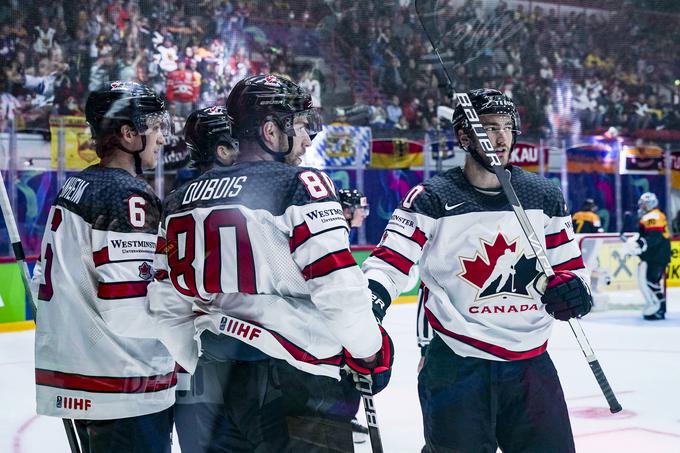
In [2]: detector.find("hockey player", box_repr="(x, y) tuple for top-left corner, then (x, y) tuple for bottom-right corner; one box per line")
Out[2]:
(147, 74), (392, 451)
(623, 192), (671, 320)
(572, 198), (604, 233)
(338, 187), (370, 246)
(338, 188), (370, 228)
(363, 89), (592, 452)
(31, 81), (176, 452)
(171, 105), (241, 453)
(337, 188), (372, 443)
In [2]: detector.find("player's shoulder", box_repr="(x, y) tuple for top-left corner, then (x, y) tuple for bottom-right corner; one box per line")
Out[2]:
(395, 170), (457, 218)
(288, 165), (338, 206)
(56, 165), (161, 232)
(511, 166), (565, 214)
(641, 209), (665, 224)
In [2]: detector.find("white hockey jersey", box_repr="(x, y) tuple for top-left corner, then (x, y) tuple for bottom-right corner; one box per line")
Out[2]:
(31, 166), (176, 420)
(364, 166), (589, 361)
(147, 161), (382, 379)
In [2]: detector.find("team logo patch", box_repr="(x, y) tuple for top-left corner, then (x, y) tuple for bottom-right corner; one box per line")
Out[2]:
(138, 262), (154, 280)
(458, 232), (539, 301)
(263, 75), (281, 87)
(206, 105), (223, 115)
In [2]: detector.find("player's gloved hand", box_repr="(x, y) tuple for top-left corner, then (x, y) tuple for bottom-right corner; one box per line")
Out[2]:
(343, 325), (394, 394)
(368, 280), (391, 323)
(621, 236), (646, 257)
(540, 270), (593, 321)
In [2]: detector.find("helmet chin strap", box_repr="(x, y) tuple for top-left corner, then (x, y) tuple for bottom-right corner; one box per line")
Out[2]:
(461, 129), (516, 174)
(114, 134), (146, 176)
(256, 125), (293, 162)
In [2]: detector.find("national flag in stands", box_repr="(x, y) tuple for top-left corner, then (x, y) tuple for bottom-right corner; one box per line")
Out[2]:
(370, 139), (424, 168)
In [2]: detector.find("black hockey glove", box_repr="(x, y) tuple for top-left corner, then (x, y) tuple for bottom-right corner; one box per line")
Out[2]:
(541, 270), (593, 321)
(368, 279), (391, 323)
(343, 325), (394, 394)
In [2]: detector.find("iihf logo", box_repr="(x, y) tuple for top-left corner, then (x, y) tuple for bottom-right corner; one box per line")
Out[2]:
(458, 232), (539, 301)
(56, 396), (62, 408)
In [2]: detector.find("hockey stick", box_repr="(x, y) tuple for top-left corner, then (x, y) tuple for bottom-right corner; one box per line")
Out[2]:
(0, 171), (83, 452)
(352, 373), (384, 453)
(415, 0), (622, 414)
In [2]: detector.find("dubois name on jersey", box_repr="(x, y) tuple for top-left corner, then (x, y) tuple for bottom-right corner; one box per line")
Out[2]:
(364, 166), (588, 361)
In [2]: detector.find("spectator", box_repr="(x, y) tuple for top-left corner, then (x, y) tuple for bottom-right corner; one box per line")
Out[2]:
(386, 95), (403, 128)
(166, 59), (201, 118)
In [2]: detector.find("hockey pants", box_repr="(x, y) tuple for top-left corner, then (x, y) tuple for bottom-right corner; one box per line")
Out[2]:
(418, 335), (575, 453)
(174, 356), (357, 452)
(74, 406), (173, 453)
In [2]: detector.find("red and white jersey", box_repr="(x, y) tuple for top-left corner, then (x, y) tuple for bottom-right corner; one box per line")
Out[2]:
(148, 161), (382, 379)
(363, 166), (589, 361)
(165, 69), (200, 103)
(31, 166), (175, 420)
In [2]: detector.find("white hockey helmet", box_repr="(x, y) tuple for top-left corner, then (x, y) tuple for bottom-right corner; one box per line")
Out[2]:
(637, 192), (658, 216)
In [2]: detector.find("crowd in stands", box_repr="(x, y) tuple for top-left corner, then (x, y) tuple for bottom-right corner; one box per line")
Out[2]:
(0, 0), (320, 132)
(332, 0), (680, 137)
(3, 0), (680, 139)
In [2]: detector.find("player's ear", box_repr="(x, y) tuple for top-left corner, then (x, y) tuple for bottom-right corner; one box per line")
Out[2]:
(457, 129), (470, 148)
(119, 124), (137, 143)
(261, 121), (278, 147)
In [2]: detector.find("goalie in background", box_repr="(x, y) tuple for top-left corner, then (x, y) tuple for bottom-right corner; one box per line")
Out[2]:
(572, 198), (604, 233)
(622, 192), (671, 320)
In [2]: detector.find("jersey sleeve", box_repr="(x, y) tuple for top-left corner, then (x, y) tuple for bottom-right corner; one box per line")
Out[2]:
(283, 171), (381, 359)
(543, 187), (589, 285)
(145, 221), (200, 373)
(362, 184), (438, 302)
(91, 188), (163, 336)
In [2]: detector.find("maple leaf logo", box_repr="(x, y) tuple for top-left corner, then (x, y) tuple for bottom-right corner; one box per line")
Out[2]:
(263, 75), (280, 87)
(458, 232), (538, 300)
(138, 262), (154, 280)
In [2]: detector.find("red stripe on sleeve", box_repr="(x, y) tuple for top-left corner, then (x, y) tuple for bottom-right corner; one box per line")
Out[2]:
(93, 247), (110, 267)
(35, 369), (176, 394)
(411, 228), (428, 248)
(269, 331), (344, 366)
(97, 281), (150, 299)
(545, 229), (571, 249)
(425, 308), (547, 360)
(370, 246), (414, 275)
(289, 222), (312, 253)
(301, 249), (356, 280)
(553, 256), (585, 271)
(155, 237), (167, 254)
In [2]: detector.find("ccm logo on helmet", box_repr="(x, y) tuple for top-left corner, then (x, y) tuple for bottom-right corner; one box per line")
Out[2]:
(455, 93), (502, 168)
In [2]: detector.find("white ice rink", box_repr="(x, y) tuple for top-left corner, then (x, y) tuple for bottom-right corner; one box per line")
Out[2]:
(2, 290), (679, 452)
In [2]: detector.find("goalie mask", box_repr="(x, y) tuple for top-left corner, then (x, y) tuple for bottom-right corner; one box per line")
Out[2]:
(85, 81), (171, 174)
(452, 88), (521, 172)
(225, 74), (322, 162)
(637, 192), (658, 217)
(184, 106), (237, 167)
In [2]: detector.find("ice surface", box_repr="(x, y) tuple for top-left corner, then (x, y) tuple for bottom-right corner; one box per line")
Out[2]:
(2, 288), (679, 452)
